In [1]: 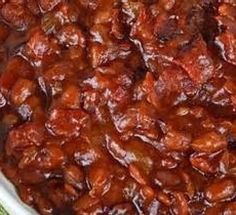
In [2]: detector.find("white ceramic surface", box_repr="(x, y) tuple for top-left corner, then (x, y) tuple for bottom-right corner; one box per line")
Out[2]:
(0, 172), (37, 215)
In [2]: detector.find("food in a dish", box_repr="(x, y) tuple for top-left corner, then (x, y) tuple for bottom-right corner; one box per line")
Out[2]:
(0, 0), (236, 214)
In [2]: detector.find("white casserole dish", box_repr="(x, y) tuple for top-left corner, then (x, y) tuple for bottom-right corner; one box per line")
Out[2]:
(0, 172), (37, 215)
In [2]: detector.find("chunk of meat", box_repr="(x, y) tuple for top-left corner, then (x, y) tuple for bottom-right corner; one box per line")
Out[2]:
(131, 6), (214, 86)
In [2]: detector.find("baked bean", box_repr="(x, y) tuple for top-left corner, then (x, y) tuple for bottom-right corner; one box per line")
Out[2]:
(129, 163), (147, 185)
(0, 57), (34, 94)
(162, 129), (191, 151)
(56, 24), (86, 48)
(19, 144), (65, 170)
(27, 0), (40, 15)
(173, 192), (189, 215)
(191, 131), (227, 153)
(33, 193), (54, 215)
(154, 170), (181, 187)
(88, 164), (112, 197)
(38, 0), (62, 12)
(205, 205), (223, 215)
(64, 165), (84, 190)
(10, 78), (35, 106)
(1, 3), (35, 31)
(73, 194), (100, 213)
(6, 122), (45, 156)
(109, 203), (137, 215)
(60, 85), (81, 109)
(24, 29), (60, 65)
(46, 108), (89, 138)
(205, 178), (236, 203)
(223, 202), (236, 215)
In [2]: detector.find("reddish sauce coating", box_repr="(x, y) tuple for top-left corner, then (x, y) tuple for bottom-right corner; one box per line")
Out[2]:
(0, 0), (236, 215)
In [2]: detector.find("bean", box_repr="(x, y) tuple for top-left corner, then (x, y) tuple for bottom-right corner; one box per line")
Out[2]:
(64, 165), (84, 190)
(154, 170), (181, 187)
(191, 131), (227, 153)
(205, 178), (236, 203)
(173, 192), (189, 215)
(223, 202), (236, 215)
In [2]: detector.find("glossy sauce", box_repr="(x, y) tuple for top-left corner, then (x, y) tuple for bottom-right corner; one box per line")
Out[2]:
(0, 0), (236, 214)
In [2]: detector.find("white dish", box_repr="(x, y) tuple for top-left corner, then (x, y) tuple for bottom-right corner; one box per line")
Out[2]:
(0, 172), (37, 215)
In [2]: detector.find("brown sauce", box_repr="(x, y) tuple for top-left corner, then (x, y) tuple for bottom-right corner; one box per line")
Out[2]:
(0, 0), (236, 214)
